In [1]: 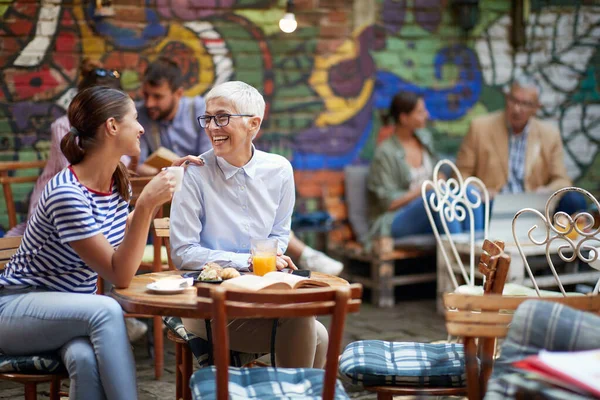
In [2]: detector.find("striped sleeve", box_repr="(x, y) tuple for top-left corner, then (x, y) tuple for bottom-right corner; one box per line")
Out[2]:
(45, 186), (102, 244)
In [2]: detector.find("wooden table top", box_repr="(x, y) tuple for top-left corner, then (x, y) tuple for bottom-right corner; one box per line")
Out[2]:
(110, 270), (349, 318)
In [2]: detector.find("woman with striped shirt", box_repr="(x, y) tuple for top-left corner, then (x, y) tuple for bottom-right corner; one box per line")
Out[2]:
(0, 87), (176, 400)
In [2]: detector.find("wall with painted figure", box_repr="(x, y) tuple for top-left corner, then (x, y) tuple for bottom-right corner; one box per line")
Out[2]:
(0, 0), (598, 232)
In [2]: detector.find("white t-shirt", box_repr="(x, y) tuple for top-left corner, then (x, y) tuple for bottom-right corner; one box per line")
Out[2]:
(408, 149), (433, 191)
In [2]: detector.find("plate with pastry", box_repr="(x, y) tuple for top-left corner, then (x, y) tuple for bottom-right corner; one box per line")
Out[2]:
(183, 262), (242, 284)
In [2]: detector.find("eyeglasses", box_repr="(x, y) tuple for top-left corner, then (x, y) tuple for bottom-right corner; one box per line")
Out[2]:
(505, 94), (537, 109)
(197, 114), (253, 128)
(94, 68), (120, 79)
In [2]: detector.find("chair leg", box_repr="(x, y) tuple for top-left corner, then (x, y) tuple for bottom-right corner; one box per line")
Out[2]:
(153, 315), (164, 379)
(175, 342), (183, 400)
(24, 383), (37, 400)
(370, 260), (380, 306)
(50, 377), (61, 400)
(182, 344), (193, 400)
(373, 260), (394, 308)
(376, 392), (393, 400)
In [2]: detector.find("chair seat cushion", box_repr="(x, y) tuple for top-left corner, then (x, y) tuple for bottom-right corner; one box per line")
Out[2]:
(455, 283), (587, 297)
(162, 316), (263, 368)
(501, 283), (585, 297)
(0, 353), (65, 374)
(190, 366), (350, 399)
(339, 340), (466, 387)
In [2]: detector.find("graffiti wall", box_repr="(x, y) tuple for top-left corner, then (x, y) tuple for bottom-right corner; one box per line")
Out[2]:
(0, 0), (599, 230)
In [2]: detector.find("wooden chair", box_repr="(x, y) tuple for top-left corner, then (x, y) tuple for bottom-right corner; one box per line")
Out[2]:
(190, 283), (362, 400)
(309, 167), (436, 307)
(444, 292), (600, 400)
(129, 176), (168, 379)
(154, 217), (269, 400)
(154, 217), (194, 399)
(0, 160), (46, 230)
(0, 236), (67, 400)
(342, 239), (508, 400)
(512, 186), (600, 295)
(131, 176), (170, 274)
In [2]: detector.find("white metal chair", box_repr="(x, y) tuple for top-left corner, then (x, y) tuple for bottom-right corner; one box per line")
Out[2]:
(513, 186), (600, 296)
(422, 159), (490, 290)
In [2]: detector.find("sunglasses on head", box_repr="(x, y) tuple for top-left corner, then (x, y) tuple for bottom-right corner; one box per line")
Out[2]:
(93, 68), (120, 79)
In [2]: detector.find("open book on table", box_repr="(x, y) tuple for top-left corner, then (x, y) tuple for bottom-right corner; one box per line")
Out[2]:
(221, 271), (329, 291)
(513, 348), (600, 397)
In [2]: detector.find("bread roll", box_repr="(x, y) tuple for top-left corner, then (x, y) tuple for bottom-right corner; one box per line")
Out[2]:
(221, 268), (241, 280)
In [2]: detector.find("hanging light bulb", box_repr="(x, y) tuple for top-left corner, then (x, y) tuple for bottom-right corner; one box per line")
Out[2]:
(279, 0), (297, 33)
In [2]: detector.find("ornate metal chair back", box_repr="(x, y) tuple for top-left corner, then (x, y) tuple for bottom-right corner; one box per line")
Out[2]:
(512, 186), (600, 296)
(422, 159), (490, 289)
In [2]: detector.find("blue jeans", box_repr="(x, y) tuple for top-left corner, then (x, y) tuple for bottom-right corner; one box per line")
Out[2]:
(391, 189), (485, 238)
(0, 287), (137, 400)
(556, 191), (587, 216)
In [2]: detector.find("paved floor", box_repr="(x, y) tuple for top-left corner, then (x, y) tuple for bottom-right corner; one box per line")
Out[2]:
(0, 297), (453, 399)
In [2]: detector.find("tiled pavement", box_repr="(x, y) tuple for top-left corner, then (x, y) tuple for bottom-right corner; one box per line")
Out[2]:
(0, 298), (453, 399)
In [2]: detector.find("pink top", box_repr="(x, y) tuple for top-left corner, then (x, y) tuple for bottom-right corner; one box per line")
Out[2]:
(28, 115), (71, 217)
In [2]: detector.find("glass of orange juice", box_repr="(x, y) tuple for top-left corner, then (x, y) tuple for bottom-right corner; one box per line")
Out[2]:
(251, 238), (278, 276)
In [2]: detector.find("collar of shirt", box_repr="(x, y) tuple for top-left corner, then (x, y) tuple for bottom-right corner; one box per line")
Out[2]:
(507, 121), (530, 139)
(216, 145), (258, 180)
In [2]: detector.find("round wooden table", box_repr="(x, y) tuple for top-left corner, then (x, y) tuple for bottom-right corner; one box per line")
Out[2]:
(110, 270), (349, 318)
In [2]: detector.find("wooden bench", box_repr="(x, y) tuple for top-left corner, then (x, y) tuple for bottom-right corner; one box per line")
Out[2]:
(295, 169), (436, 307)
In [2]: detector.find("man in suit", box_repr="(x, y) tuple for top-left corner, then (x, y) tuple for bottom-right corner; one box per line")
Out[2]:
(456, 75), (585, 215)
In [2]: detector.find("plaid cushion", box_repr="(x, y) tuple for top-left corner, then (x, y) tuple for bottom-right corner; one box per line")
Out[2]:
(485, 300), (600, 400)
(0, 353), (65, 374)
(162, 316), (262, 367)
(190, 366), (350, 399)
(339, 340), (466, 387)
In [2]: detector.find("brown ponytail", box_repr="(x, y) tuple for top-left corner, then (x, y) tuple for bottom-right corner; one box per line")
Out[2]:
(65, 87), (132, 201)
(60, 128), (86, 166)
(113, 161), (131, 201)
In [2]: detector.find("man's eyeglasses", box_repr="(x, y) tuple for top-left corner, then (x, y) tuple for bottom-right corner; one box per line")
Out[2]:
(94, 68), (120, 79)
(505, 94), (537, 110)
(197, 114), (253, 128)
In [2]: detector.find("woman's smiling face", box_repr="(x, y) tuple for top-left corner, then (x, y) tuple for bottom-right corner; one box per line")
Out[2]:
(203, 97), (258, 165)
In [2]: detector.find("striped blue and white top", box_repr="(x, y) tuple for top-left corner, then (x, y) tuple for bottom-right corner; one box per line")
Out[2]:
(0, 167), (129, 294)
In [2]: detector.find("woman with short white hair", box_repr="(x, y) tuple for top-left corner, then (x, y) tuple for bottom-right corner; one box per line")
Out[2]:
(170, 81), (328, 368)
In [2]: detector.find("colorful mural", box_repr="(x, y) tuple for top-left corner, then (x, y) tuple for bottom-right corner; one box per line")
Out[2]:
(0, 0), (599, 230)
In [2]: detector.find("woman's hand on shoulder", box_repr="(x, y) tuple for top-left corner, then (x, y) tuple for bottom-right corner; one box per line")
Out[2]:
(171, 155), (205, 168)
(137, 170), (176, 210)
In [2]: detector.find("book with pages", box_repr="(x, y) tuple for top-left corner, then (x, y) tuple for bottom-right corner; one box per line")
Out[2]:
(221, 271), (329, 291)
(513, 349), (600, 397)
(143, 146), (179, 170)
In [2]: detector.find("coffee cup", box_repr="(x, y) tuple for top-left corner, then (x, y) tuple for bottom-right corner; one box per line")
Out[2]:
(166, 166), (184, 192)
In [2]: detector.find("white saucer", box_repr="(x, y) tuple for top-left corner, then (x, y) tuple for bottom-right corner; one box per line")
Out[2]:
(146, 279), (191, 295)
